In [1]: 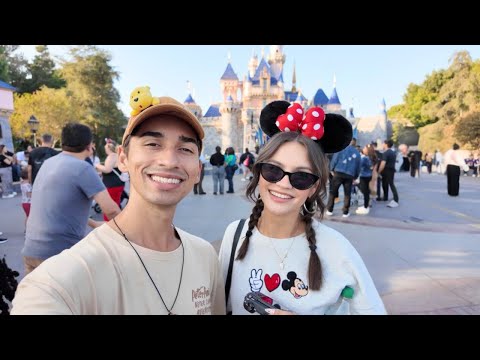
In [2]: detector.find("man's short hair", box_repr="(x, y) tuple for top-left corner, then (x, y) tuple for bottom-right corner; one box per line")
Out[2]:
(41, 134), (53, 144)
(61, 123), (92, 153)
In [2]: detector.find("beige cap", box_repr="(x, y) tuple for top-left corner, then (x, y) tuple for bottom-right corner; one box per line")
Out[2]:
(122, 96), (204, 146)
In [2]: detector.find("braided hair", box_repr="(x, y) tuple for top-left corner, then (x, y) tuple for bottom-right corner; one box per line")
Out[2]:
(236, 132), (329, 291)
(0, 257), (19, 315)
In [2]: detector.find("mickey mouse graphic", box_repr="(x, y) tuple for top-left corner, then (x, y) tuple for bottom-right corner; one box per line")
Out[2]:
(281, 271), (309, 299)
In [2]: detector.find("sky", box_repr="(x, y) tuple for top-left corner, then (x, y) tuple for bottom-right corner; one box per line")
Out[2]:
(18, 45), (480, 118)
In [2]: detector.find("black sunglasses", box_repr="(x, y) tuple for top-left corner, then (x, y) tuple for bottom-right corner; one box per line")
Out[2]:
(257, 162), (319, 190)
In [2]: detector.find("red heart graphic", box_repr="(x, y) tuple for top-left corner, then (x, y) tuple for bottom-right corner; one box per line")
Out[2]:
(264, 273), (281, 292)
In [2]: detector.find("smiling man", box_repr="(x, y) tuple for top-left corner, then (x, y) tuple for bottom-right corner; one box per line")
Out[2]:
(12, 96), (226, 315)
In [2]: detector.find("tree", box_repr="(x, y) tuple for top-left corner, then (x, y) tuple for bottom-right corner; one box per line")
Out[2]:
(59, 46), (126, 157)
(21, 45), (65, 93)
(455, 111), (480, 149)
(0, 45), (29, 89)
(10, 87), (76, 144)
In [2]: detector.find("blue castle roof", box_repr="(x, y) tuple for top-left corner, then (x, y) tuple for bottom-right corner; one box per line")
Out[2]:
(251, 58), (278, 86)
(295, 93), (307, 102)
(284, 91), (299, 103)
(226, 95), (233, 102)
(313, 89), (329, 106)
(328, 87), (341, 105)
(221, 63), (238, 81)
(0, 80), (16, 91)
(204, 105), (221, 118)
(184, 94), (195, 104)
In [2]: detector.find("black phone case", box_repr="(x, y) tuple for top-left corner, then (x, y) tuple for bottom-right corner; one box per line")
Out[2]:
(243, 292), (276, 315)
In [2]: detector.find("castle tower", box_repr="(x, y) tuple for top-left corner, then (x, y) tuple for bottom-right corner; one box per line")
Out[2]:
(327, 74), (342, 112)
(267, 45), (286, 81)
(220, 95), (241, 151)
(248, 49), (258, 78)
(291, 61), (297, 93)
(220, 56), (240, 102)
(183, 93), (202, 119)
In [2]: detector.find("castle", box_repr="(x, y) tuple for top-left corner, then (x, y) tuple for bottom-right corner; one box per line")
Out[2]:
(184, 45), (392, 155)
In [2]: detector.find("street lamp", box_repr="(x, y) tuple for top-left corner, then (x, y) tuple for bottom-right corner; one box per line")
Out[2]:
(28, 115), (40, 147)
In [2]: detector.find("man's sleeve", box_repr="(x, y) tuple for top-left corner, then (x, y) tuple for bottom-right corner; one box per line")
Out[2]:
(78, 164), (106, 199)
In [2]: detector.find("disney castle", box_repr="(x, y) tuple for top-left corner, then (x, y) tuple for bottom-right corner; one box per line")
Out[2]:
(182, 46), (392, 156)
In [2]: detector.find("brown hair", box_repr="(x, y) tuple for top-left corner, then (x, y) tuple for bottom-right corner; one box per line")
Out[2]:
(236, 131), (329, 291)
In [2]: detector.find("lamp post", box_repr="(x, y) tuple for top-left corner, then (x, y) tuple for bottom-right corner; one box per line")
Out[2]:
(28, 115), (40, 147)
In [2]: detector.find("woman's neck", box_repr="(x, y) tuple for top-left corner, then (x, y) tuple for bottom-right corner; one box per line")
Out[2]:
(257, 211), (304, 239)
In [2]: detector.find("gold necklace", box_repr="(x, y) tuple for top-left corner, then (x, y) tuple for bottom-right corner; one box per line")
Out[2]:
(269, 236), (297, 270)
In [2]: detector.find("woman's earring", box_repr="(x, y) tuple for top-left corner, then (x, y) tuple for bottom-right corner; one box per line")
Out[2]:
(303, 200), (318, 215)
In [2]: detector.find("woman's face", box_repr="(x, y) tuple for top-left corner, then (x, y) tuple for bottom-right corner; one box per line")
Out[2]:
(258, 141), (318, 218)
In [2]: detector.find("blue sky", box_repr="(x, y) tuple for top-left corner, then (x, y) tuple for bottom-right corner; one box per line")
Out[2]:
(19, 45), (480, 118)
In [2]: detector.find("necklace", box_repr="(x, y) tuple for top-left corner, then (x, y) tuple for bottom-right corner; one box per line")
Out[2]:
(112, 218), (184, 315)
(269, 236), (297, 270)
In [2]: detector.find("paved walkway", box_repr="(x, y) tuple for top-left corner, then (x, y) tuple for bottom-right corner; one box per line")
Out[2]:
(1, 171), (479, 314)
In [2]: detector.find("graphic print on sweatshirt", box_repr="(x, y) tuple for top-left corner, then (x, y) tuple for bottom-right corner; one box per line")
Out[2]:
(281, 271), (309, 299)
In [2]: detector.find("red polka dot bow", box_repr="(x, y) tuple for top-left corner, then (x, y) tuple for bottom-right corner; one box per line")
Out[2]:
(274, 103), (326, 140)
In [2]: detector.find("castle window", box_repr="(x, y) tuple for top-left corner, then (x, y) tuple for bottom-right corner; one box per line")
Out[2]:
(263, 79), (267, 92)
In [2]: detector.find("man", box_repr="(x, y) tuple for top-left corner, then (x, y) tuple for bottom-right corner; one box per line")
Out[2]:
(19, 123), (121, 275)
(209, 145), (225, 195)
(12, 96), (225, 315)
(378, 139), (399, 208)
(28, 134), (59, 185)
(325, 139), (361, 217)
(193, 152), (207, 195)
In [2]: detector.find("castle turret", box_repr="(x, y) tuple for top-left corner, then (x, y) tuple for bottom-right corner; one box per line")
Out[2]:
(220, 94), (241, 151)
(267, 45), (286, 82)
(220, 57), (240, 103)
(0, 80), (16, 150)
(327, 74), (342, 112)
(248, 49), (258, 78)
(291, 61), (297, 93)
(183, 93), (202, 119)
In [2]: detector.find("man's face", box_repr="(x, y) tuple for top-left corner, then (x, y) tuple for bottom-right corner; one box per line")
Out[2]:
(118, 115), (201, 208)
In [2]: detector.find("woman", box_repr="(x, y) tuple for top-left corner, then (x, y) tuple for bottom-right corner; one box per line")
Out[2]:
(219, 101), (386, 315)
(95, 139), (125, 220)
(356, 144), (377, 215)
(224, 147), (237, 194)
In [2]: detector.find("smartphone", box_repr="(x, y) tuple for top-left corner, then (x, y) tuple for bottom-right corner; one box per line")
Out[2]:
(243, 292), (277, 315)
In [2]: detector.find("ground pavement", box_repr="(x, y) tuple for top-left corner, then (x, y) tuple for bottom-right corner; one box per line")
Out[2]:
(1, 170), (479, 314)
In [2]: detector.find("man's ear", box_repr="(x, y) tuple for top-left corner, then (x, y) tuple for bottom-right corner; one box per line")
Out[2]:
(118, 145), (128, 173)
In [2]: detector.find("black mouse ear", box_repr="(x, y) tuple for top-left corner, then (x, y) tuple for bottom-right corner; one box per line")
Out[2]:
(316, 113), (353, 154)
(259, 101), (290, 137)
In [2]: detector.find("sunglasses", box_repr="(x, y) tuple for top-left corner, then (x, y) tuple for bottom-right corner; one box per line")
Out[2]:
(257, 163), (319, 190)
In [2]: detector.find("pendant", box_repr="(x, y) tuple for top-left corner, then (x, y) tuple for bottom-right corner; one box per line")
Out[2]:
(280, 262), (285, 270)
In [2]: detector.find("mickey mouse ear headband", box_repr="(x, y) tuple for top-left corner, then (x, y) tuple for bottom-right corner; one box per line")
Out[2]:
(259, 101), (353, 153)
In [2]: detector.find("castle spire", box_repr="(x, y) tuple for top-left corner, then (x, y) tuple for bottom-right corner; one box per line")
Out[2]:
(291, 61), (297, 93)
(261, 46), (265, 58)
(227, 51), (231, 63)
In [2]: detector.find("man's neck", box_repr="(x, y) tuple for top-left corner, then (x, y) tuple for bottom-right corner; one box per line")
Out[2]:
(109, 198), (180, 252)
(62, 150), (89, 161)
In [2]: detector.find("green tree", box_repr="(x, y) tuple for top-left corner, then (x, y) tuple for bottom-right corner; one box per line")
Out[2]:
(59, 46), (126, 157)
(0, 46), (9, 81)
(21, 45), (65, 93)
(455, 111), (480, 149)
(0, 45), (29, 90)
(10, 87), (76, 144)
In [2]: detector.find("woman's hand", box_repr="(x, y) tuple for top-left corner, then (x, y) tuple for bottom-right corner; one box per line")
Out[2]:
(265, 308), (296, 315)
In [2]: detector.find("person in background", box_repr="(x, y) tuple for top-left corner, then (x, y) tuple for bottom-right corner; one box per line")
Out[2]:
(444, 143), (469, 196)
(193, 152), (207, 195)
(20, 168), (32, 227)
(378, 139), (400, 208)
(224, 147), (237, 194)
(356, 144), (377, 215)
(20, 123), (121, 275)
(219, 101), (386, 315)
(0, 144), (16, 199)
(95, 138), (125, 220)
(210, 146), (225, 195)
(28, 134), (58, 186)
